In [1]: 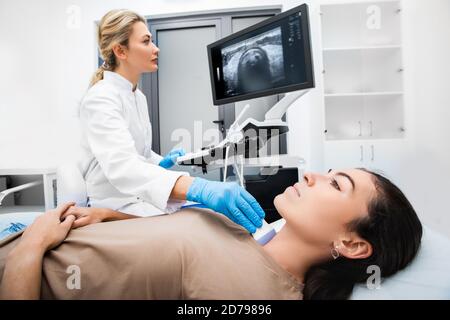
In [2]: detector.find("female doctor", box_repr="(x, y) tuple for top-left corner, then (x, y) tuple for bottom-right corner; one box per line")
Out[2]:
(76, 9), (264, 233)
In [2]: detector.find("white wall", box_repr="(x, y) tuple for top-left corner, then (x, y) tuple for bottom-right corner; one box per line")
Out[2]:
(400, 0), (450, 235)
(0, 0), (449, 235)
(0, 0), (311, 169)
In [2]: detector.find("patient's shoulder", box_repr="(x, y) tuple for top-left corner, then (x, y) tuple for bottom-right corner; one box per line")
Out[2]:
(168, 208), (249, 239)
(131, 208), (250, 251)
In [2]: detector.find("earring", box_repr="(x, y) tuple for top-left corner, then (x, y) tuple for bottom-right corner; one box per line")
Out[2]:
(101, 61), (110, 69)
(331, 246), (340, 260)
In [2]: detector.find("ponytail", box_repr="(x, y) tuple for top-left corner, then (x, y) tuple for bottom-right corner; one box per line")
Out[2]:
(89, 66), (105, 88)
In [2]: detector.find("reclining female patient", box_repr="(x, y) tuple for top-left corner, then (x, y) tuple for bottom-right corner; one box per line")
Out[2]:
(0, 168), (422, 300)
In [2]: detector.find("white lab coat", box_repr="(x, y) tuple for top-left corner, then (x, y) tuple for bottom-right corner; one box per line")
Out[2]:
(78, 71), (188, 217)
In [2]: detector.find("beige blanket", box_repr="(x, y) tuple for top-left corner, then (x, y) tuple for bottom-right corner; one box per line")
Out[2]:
(0, 208), (302, 299)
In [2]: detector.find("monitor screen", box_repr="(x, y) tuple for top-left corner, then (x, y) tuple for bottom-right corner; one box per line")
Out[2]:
(207, 3), (314, 105)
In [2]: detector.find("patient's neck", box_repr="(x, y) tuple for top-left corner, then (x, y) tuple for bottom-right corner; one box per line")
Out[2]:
(263, 225), (327, 284)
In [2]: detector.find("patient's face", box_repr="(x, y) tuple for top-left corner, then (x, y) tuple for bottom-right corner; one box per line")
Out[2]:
(274, 169), (376, 246)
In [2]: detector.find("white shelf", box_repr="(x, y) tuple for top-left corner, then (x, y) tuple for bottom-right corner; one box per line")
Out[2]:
(320, 0), (401, 6)
(321, 0), (407, 183)
(323, 45), (401, 52)
(324, 92), (404, 141)
(325, 91), (403, 97)
(0, 168), (56, 175)
(321, 1), (402, 48)
(320, 0), (404, 142)
(0, 206), (45, 214)
(323, 48), (403, 94)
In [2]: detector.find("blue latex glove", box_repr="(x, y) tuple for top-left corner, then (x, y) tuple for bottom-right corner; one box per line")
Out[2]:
(186, 177), (265, 233)
(158, 149), (186, 169)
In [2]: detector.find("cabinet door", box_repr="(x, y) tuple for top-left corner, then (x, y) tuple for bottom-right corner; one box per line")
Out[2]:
(324, 141), (365, 171)
(363, 94), (405, 140)
(363, 140), (406, 185)
(324, 96), (365, 140)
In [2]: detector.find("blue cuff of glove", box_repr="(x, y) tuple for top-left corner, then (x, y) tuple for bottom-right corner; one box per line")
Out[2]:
(158, 158), (173, 169)
(186, 177), (207, 203)
(159, 149), (186, 169)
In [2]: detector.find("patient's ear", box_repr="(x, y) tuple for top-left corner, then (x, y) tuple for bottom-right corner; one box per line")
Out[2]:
(335, 233), (373, 260)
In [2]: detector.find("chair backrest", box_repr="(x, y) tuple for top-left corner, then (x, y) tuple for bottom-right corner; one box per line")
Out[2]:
(56, 162), (88, 207)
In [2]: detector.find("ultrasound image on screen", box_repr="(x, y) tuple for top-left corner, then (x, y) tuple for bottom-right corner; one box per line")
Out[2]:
(208, 4), (313, 104)
(221, 27), (285, 96)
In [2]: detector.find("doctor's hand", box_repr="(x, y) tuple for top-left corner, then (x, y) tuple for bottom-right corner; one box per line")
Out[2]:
(159, 148), (186, 169)
(186, 177), (265, 233)
(61, 206), (107, 229)
(61, 206), (139, 229)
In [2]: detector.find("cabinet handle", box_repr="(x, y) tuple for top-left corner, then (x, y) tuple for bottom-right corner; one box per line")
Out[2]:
(371, 145), (374, 161)
(369, 121), (373, 136)
(358, 121), (362, 136)
(360, 145), (364, 162)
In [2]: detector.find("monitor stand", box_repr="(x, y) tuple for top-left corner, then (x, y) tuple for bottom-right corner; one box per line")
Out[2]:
(238, 89), (309, 142)
(176, 89), (310, 169)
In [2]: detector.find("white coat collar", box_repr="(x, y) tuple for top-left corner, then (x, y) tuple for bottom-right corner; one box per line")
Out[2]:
(103, 71), (137, 92)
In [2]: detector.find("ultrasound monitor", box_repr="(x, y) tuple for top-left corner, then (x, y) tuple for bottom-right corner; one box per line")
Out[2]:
(207, 3), (314, 105)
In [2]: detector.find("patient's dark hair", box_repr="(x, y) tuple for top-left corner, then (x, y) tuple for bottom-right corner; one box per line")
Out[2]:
(303, 168), (423, 300)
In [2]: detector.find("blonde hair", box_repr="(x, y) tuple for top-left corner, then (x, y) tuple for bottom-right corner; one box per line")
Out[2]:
(90, 9), (146, 87)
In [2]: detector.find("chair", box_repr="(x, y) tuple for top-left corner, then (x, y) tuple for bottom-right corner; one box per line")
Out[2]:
(56, 162), (88, 207)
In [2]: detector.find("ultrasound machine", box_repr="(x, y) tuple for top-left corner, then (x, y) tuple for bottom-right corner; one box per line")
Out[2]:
(177, 3), (315, 224)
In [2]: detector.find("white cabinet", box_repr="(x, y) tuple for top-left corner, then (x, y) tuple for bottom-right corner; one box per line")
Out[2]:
(323, 47), (403, 95)
(321, 1), (401, 48)
(364, 140), (405, 179)
(324, 93), (405, 140)
(0, 168), (56, 214)
(320, 1), (406, 177)
(324, 141), (365, 169)
(324, 139), (406, 183)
